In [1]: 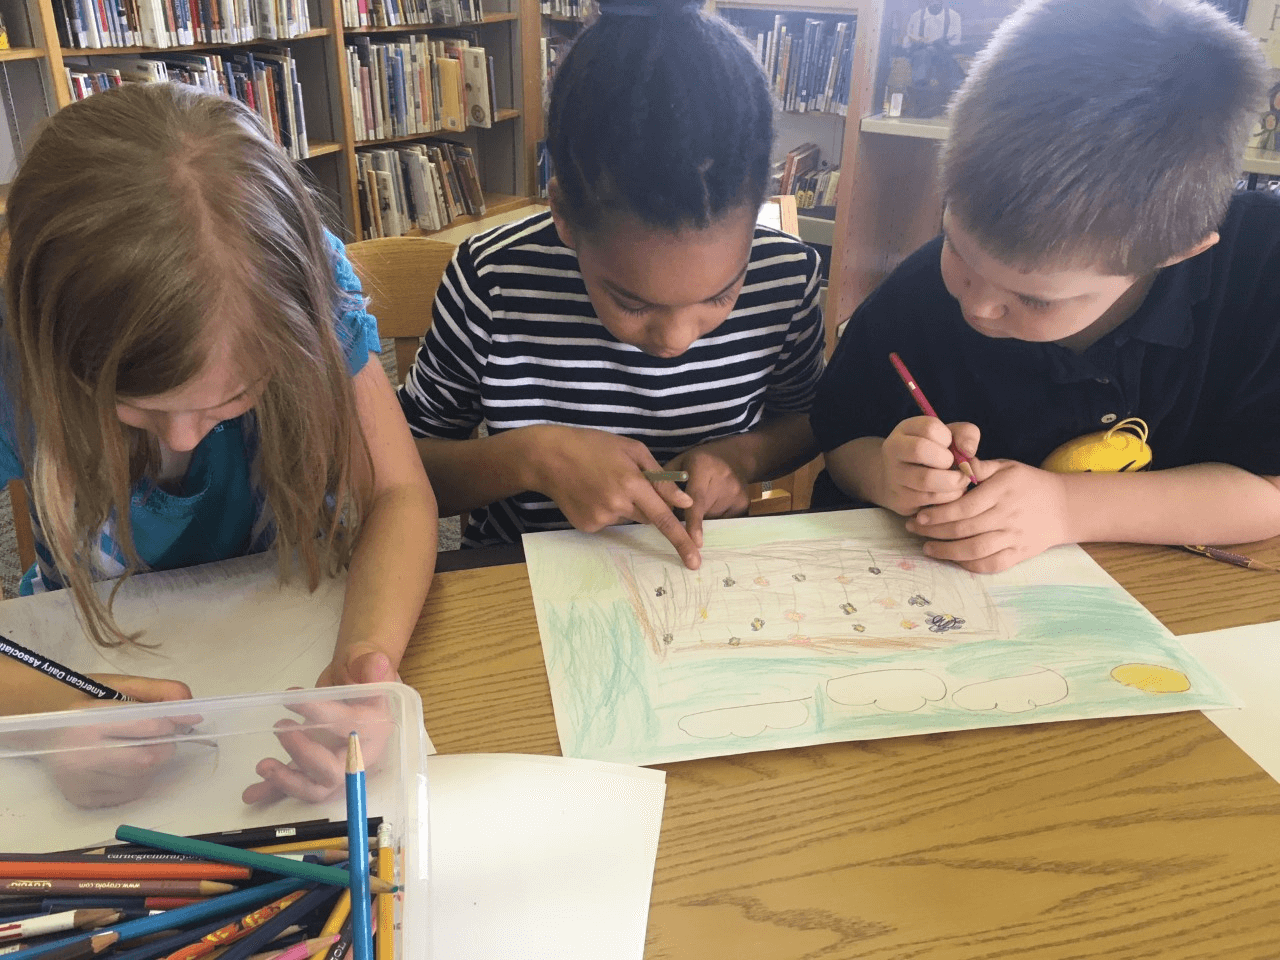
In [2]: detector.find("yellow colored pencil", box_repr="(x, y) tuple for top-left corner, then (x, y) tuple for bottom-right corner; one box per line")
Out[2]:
(375, 825), (394, 960)
(307, 891), (351, 960)
(250, 838), (371, 855)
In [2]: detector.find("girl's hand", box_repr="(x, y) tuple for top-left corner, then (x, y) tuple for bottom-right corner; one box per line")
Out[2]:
(525, 425), (701, 568)
(878, 417), (980, 515)
(242, 649), (400, 806)
(663, 447), (751, 549)
(241, 687), (396, 806)
(42, 675), (199, 810)
(906, 459), (1072, 573)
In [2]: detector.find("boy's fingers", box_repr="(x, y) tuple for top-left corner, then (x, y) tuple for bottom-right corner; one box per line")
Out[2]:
(912, 483), (995, 526)
(684, 500), (706, 549)
(923, 531), (1010, 566)
(947, 422), (981, 458)
(652, 480), (694, 510)
(899, 464), (972, 496)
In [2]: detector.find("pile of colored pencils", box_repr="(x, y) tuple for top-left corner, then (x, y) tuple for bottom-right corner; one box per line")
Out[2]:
(0, 735), (396, 960)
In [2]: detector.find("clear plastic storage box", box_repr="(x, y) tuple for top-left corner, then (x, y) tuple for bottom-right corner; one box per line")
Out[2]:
(0, 683), (429, 960)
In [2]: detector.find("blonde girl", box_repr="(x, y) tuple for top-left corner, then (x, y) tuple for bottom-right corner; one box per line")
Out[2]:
(0, 83), (436, 743)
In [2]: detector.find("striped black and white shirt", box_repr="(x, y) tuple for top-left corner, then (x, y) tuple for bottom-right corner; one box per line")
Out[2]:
(398, 211), (825, 547)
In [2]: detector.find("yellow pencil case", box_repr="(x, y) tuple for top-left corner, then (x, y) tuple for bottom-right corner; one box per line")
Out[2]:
(1040, 417), (1152, 474)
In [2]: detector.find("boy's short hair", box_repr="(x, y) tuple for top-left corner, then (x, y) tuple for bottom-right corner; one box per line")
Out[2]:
(942, 0), (1267, 277)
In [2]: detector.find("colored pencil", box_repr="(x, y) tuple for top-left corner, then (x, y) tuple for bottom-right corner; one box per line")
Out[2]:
(1179, 544), (1280, 573)
(249, 840), (369, 856)
(13, 898), (205, 913)
(29, 931), (117, 960)
(160, 891), (309, 960)
(0, 881), (234, 898)
(10, 877), (303, 960)
(250, 935), (339, 960)
(0, 912), (120, 943)
(99, 914), (250, 960)
(888, 352), (978, 484)
(318, 917), (352, 960)
(211, 887), (342, 960)
(641, 471), (689, 483)
(374, 827), (392, 960)
(251, 852), (347, 866)
(345, 735), (372, 960)
(0, 904), (42, 921)
(0, 637), (132, 703)
(112, 831), (391, 895)
(0, 866), (247, 883)
(306, 893), (349, 960)
(94, 822), (378, 858)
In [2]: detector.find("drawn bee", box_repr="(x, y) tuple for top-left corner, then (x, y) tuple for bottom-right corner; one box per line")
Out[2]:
(840, 602), (857, 615)
(852, 623), (866, 633)
(750, 617), (765, 631)
(662, 633), (674, 645)
(792, 573), (807, 582)
(722, 577), (736, 587)
(728, 636), (741, 646)
(655, 586), (667, 597)
(868, 565), (882, 575)
(908, 593), (930, 607)
(927, 613), (965, 634)
(900, 619), (919, 630)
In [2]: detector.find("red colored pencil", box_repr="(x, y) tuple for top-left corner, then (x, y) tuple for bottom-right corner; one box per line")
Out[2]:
(888, 352), (978, 484)
(0, 880), (234, 897)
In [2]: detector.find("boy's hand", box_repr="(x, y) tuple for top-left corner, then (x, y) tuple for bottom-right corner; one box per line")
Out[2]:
(525, 425), (701, 568)
(878, 417), (981, 515)
(43, 675), (199, 810)
(906, 459), (1071, 572)
(663, 447), (752, 550)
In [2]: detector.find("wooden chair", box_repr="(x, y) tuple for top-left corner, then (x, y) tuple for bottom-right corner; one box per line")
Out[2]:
(8, 480), (35, 580)
(747, 195), (820, 516)
(344, 236), (457, 385)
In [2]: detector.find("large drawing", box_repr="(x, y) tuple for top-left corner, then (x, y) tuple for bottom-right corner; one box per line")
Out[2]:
(524, 510), (1235, 765)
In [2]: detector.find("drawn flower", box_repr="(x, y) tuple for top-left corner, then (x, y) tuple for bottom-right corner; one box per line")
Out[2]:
(868, 566), (882, 575)
(835, 574), (853, 584)
(728, 636), (741, 646)
(754, 576), (770, 587)
(722, 577), (736, 587)
(897, 559), (916, 570)
(792, 573), (807, 582)
(900, 619), (919, 630)
(785, 610), (805, 622)
(874, 596), (897, 608)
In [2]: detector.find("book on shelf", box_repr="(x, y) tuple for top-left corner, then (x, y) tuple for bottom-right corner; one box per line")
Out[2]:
(540, 0), (583, 19)
(341, 0), (485, 30)
(356, 138), (485, 238)
(347, 36), (494, 141)
(54, 0), (313, 50)
(64, 49), (310, 159)
(728, 10), (855, 116)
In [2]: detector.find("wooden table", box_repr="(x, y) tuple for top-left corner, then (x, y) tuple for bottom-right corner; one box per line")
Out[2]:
(401, 540), (1280, 959)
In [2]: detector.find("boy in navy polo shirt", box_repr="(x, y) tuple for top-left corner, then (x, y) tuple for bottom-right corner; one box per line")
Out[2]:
(813, 0), (1280, 573)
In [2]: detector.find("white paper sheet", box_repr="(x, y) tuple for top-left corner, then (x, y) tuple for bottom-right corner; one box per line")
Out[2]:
(426, 754), (666, 960)
(1177, 620), (1280, 782)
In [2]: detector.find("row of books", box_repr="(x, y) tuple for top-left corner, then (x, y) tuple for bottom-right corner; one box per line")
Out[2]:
(735, 15), (856, 116)
(789, 165), (839, 214)
(346, 36), (496, 143)
(539, 0), (584, 18)
(63, 50), (311, 159)
(357, 141), (486, 237)
(341, 0), (485, 30)
(53, 0), (312, 49)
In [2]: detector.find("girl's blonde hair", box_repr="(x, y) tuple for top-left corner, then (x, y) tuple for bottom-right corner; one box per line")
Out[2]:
(4, 82), (370, 646)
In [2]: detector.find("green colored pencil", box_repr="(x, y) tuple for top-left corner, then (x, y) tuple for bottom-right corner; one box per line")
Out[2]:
(113, 828), (395, 895)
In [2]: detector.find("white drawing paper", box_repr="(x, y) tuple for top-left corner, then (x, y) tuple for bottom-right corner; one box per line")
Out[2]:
(426, 754), (666, 960)
(1178, 619), (1280, 783)
(524, 510), (1236, 765)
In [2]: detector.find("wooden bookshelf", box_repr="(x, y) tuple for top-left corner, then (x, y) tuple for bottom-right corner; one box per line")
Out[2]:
(4, 0), (541, 240)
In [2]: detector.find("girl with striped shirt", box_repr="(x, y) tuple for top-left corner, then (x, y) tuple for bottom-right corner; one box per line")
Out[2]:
(399, 0), (826, 568)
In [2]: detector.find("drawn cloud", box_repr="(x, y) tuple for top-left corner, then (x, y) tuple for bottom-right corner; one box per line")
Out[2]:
(952, 668), (1069, 713)
(678, 699), (810, 739)
(826, 669), (947, 712)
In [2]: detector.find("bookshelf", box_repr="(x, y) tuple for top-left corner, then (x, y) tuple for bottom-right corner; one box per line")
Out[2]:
(0, 0), (542, 236)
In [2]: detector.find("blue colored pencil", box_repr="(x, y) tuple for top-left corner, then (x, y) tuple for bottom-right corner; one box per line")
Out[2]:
(11, 878), (304, 960)
(345, 734), (372, 960)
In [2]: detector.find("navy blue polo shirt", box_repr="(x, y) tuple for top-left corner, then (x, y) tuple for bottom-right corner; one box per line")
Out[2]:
(811, 191), (1280, 508)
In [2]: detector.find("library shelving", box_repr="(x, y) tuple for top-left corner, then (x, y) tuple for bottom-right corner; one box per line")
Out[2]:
(0, 0), (544, 237)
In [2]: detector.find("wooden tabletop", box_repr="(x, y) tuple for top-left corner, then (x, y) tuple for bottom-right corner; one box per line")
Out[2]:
(401, 538), (1280, 959)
